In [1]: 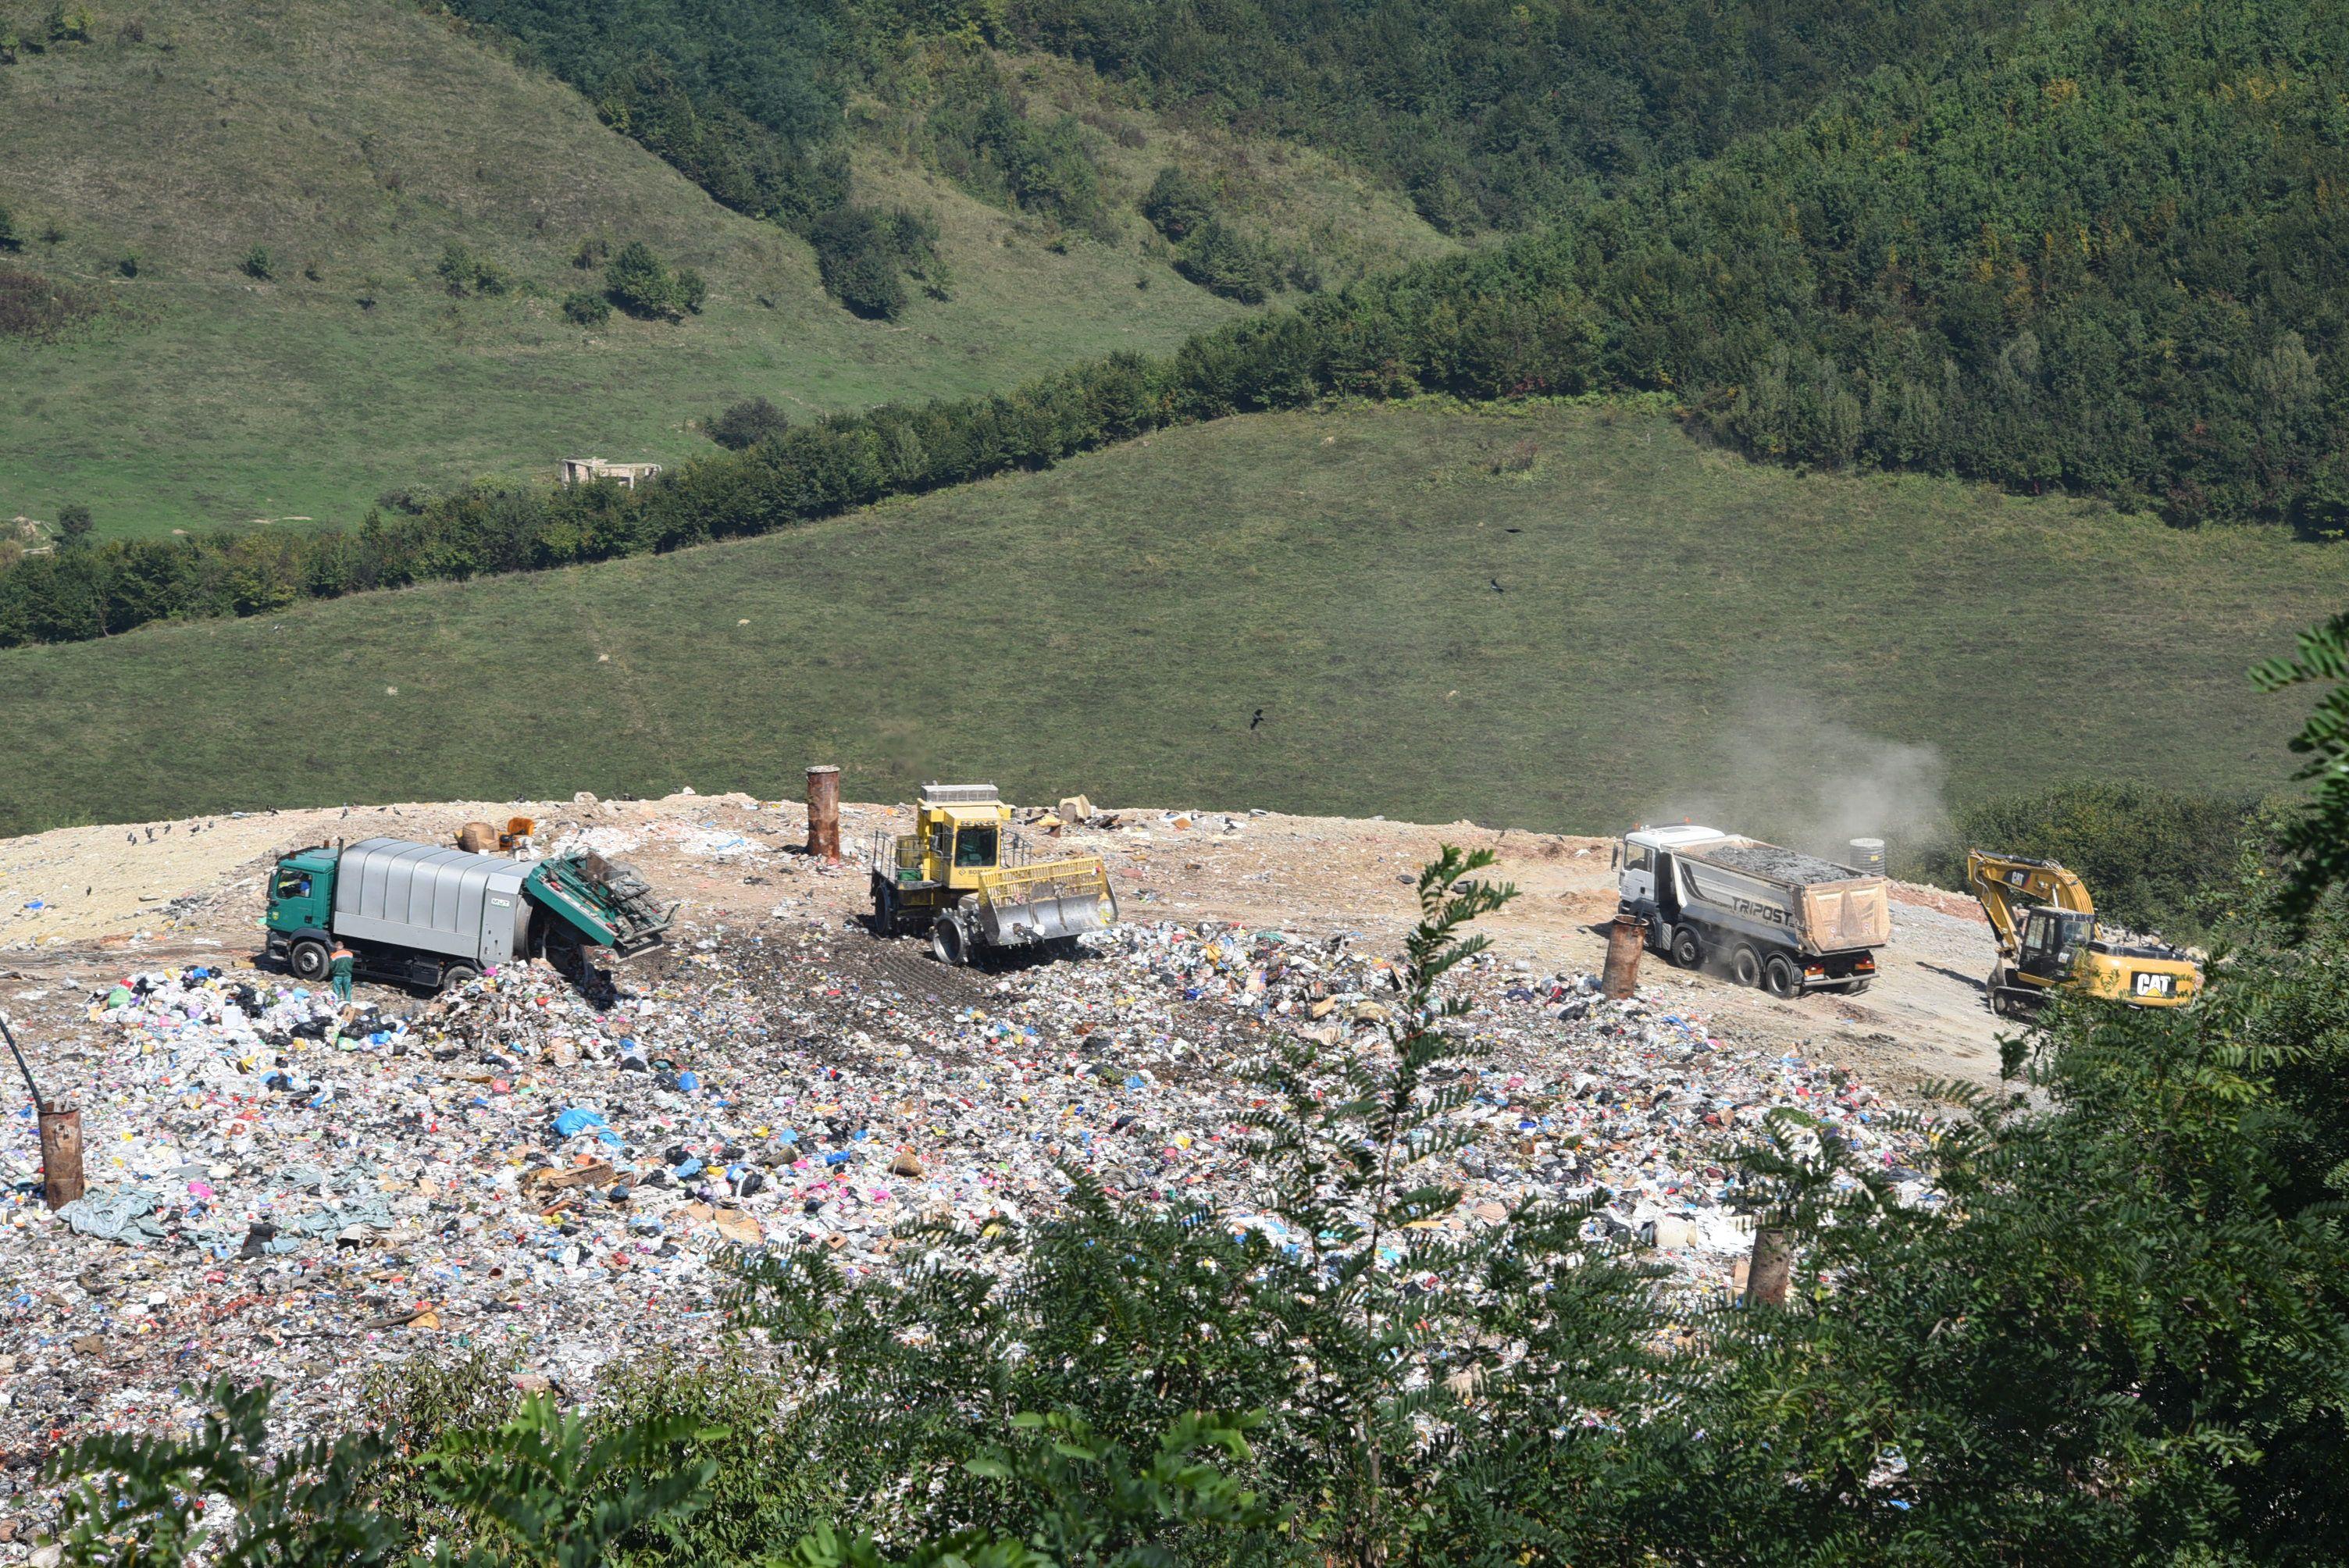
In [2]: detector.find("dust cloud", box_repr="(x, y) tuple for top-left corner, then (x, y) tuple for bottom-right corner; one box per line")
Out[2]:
(1636, 692), (1948, 864)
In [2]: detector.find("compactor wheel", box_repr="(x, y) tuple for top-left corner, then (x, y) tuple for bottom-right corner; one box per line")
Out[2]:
(930, 915), (970, 967)
(288, 938), (331, 982)
(1731, 945), (1763, 989)
(874, 881), (900, 936)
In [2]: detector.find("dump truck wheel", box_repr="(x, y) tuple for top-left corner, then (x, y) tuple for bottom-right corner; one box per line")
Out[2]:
(1846, 978), (1873, 996)
(930, 916), (968, 967)
(288, 938), (331, 982)
(1670, 927), (1704, 970)
(1731, 946), (1763, 989)
(1763, 953), (1799, 1000)
(440, 963), (480, 992)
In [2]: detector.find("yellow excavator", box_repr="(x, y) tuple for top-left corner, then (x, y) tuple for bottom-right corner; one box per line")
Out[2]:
(1966, 850), (2203, 1017)
(869, 783), (1118, 964)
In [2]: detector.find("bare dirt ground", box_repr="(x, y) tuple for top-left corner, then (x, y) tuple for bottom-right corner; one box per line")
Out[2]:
(0, 790), (2005, 1094)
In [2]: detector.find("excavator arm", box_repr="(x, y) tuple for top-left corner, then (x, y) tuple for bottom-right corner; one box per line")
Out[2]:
(1966, 850), (2094, 962)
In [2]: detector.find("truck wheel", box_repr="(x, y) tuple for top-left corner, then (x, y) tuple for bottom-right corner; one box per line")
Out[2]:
(289, 938), (331, 982)
(1731, 946), (1763, 989)
(929, 916), (968, 967)
(1670, 927), (1704, 970)
(1845, 978), (1873, 996)
(440, 963), (480, 992)
(1763, 953), (1799, 1000)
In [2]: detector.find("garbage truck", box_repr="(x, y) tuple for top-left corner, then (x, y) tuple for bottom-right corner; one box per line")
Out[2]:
(263, 837), (675, 992)
(1616, 825), (1891, 997)
(870, 783), (1117, 964)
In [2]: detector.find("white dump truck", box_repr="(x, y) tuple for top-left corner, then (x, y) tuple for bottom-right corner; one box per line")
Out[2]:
(1616, 825), (1891, 997)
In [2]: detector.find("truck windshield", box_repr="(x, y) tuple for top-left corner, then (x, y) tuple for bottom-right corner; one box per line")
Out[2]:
(954, 828), (998, 868)
(275, 871), (312, 899)
(1624, 845), (1653, 874)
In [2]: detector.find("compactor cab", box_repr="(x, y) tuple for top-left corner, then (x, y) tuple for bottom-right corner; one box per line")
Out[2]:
(871, 783), (1117, 964)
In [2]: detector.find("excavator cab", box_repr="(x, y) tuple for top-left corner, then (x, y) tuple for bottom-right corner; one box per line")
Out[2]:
(2016, 907), (2093, 985)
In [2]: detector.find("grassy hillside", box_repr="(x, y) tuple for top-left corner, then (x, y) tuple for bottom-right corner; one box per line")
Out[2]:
(2, 399), (2339, 838)
(0, 0), (1441, 538)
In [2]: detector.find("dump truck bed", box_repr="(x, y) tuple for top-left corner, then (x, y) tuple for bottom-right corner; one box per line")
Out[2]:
(1672, 839), (1891, 956)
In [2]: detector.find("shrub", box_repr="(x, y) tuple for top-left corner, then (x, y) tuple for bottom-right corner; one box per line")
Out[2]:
(1174, 219), (1277, 304)
(807, 205), (940, 320)
(562, 290), (611, 326)
(706, 395), (789, 450)
(45, 3), (93, 44)
(0, 205), (20, 252)
(1140, 165), (1214, 242)
(603, 241), (697, 321)
(437, 242), (509, 297)
(116, 251), (141, 278)
(241, 245), (276, 280)
(56, 502), (94, 545)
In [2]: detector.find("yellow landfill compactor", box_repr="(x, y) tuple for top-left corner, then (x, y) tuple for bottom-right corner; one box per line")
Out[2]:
(1966, 850), (2203, 1017)
(870, 783), (1119, 964)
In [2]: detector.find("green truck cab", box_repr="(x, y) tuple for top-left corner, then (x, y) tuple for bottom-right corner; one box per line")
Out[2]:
(265, 849), (339, 943)
(262, 837), (674, 993)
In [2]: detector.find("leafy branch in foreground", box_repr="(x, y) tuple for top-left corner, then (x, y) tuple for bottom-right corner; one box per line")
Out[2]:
(39, 1379), (718, 1567)
(2253, 609), (2349, 923)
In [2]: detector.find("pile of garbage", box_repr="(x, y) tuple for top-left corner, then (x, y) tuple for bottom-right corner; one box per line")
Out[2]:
(0, 914), (1934, 1527)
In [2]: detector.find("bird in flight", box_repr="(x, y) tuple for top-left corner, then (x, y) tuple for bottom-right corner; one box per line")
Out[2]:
(1250, 707), (1266, 729)
(1489, 578), (1505, 593)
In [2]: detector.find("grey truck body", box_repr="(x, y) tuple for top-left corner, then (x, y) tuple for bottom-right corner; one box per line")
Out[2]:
(330, 839), (536, 967)
(1618, 825), (1890, 996)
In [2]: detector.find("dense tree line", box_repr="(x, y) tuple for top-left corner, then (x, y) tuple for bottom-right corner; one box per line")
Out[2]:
(1905, 781), (2271, 939)
(438, 0), (1980, 312)
(1005, 0), (2022, 232)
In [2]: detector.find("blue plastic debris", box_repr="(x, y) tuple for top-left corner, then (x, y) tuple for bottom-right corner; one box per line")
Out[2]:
(554, 1107), (609, 1139)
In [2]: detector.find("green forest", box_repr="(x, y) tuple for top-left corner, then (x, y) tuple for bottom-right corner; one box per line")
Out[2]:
(8, 0), (2346, 646)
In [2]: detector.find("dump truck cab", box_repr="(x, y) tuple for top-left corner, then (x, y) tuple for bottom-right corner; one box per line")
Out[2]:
(872, 783), (1117, 964)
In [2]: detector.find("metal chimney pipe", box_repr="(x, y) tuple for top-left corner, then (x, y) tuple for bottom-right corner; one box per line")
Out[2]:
(805, 764), (841, 861)
(1745, 1226), (1791, 1307)
(5, 1014), (84, 1210)
(40, 1108), (84, 1210)
(1600, 910), (1647, 1000)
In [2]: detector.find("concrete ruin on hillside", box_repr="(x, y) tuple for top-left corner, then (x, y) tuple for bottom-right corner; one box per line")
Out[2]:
(559, 457), (664, 489)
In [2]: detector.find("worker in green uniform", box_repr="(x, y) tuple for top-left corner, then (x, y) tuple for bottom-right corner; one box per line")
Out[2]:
(328, 940), (356, 1003)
